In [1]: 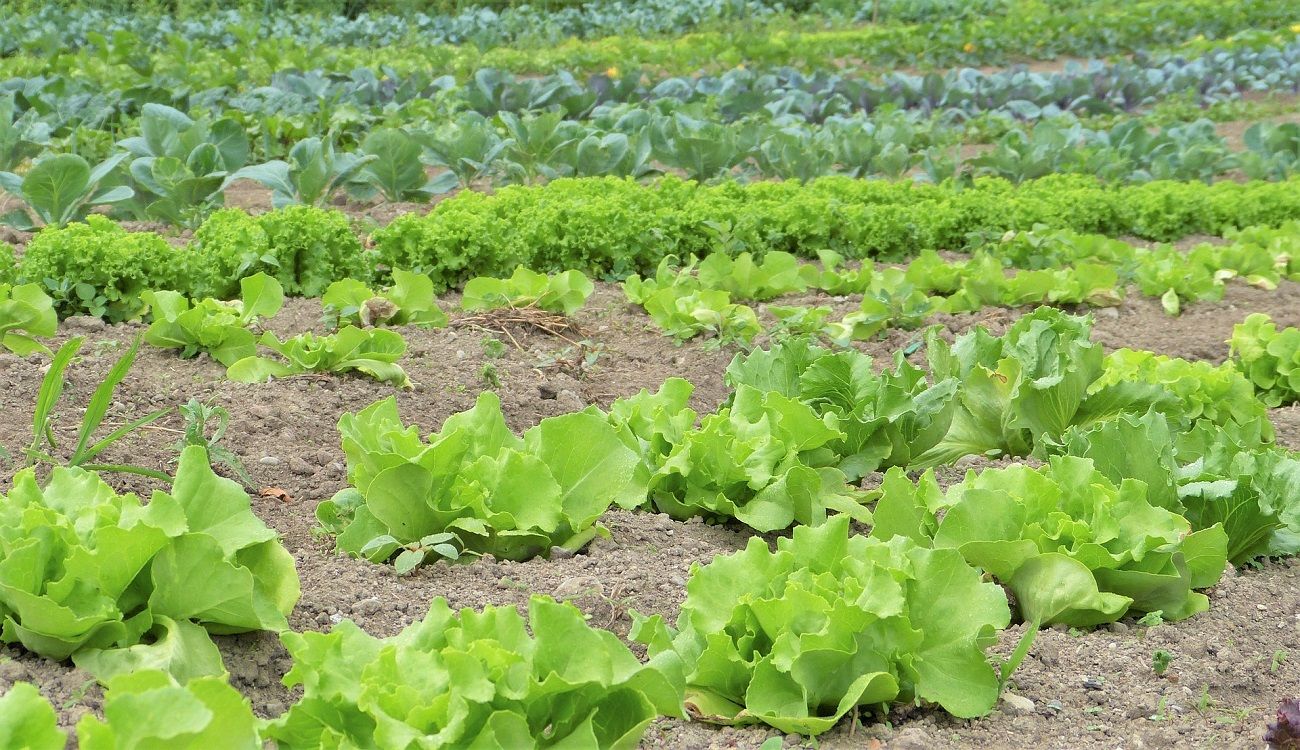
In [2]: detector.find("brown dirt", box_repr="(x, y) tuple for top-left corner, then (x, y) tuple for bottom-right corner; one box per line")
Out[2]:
(0, 275), (1297, 748)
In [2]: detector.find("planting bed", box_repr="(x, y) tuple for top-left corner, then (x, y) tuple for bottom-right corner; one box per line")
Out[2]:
(0, 276), (1296, 748)
(5, 1), (1300, 746)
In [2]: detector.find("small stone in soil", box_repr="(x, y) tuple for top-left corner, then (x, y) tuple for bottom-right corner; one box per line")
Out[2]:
(887, 727), (934, 750)
(1083, 676), (1105, 690)
(259, 456), (280, 465)
(1001, 693), (1034, 715)
(288, 456), (315, 476)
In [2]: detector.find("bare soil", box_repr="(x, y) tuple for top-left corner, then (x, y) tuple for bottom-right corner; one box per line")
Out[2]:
(1, 278), (1298, 749)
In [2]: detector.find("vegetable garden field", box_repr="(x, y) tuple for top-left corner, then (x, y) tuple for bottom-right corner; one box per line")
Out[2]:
(2, 0), (1300, 747)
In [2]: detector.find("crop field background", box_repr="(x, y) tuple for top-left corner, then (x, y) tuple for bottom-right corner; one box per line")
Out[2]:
(2, 0), (1300, 748)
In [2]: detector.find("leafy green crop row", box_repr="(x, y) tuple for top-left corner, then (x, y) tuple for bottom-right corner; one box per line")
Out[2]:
(371, 175), (1300, 285)
(621, 222), (1300, 345)
(320, 308), (1290, 562)
(5, 176), (1298, 330)
(0, 595), (685, 748)
(12, 35), (1300, 173)
(11, 110), (1300, 230)
(8, 0), (1289, 86)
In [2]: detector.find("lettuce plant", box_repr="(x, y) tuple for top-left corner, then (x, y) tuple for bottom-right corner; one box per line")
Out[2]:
(318, 393), (645, 566)
(0, 683), (62, 750)
(914, 308), (1170, 467)
(726, 338), (956, 479)
(1060, 410), (1300, 565)
(871, 456), (1227, 626)
(143, 272), (283, 366)
(1093, 348), (1273, 432)
(1230, 313), (1300, 407)
(937, 258), (1123, 313)
(227, 326), (410, 387)
(461, 266), (593, 315)
(77, 670), (261, 749)
(191, 207), (369, 299)
(19, 216), (183, 322)
(0, 283), (57, 355)
(601, 377), (699, 496)
(5, 670), (263, 749)
(647, 384), (867, 531)
(0, 447), (298, 681)
(323, 268), (448, 329)
(694, 251), (809, 301)
(767, 304), (835, 338)
(828, 280), (942, 342)
(265, 596), (683, 749)
(632, 515), (1011, 735)
(633, 286), (760, 345)
(624, 251), (808, 304)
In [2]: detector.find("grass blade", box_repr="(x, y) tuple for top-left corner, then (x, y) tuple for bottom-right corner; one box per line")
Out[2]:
(80, 463), (171, 481)
(70, 335), (143, 464)
(82, 407), (172, 462)
(26, 337), (83, 463)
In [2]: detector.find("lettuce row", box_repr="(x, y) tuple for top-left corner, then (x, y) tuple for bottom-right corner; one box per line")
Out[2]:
(12, 179), (1300, 331)
(373, 175), (1300, 284)
(632, 515), (1011, 734)
(988, 225), (1299, 314)
(0, 447), (299, 682)
(622, 219), (1300, 343)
